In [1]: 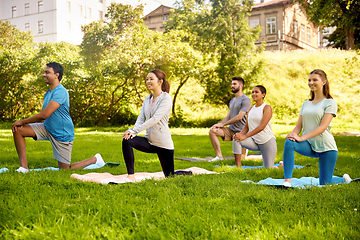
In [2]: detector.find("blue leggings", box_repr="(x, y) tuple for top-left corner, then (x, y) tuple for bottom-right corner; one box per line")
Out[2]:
(283, 139), (337, 185)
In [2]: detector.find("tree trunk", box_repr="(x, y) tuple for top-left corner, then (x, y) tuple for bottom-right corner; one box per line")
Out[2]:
(345, 29), (355, 50)
(172, 76), (190, 117)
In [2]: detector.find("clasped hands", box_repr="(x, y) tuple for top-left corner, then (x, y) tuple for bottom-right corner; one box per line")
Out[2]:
(285, 132), (303, 142)
(210, 123), (225, 131)
(11, 120), (24, 133)
(123, 130), (135, 140)
(233, 133), (246, 142)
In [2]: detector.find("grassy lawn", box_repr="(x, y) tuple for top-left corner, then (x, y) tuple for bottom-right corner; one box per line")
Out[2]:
(0, 125), (359, 239)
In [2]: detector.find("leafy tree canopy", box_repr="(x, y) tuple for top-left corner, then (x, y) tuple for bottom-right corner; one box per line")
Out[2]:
(166, 0), (264, 105)
(294, 0), (360, 49)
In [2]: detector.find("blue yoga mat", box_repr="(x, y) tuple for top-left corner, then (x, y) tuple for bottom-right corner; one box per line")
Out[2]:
(215, 163), (305, 169)
(0, 162), (120, 173)
(240, 176), (351, 188)
(0, 167), (9, 173)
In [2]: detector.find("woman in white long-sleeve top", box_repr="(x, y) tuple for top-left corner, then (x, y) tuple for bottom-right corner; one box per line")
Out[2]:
(122, 69), (174, 180)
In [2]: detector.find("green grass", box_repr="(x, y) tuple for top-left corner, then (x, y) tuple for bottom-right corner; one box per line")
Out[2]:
(1, 126), (360, 239)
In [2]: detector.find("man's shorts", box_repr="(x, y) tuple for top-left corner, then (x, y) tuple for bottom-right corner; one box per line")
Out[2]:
(220, 127), (235, 141)
(29, 123), (73, 165)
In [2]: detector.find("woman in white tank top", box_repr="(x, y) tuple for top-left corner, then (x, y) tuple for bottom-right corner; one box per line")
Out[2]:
(233, 85), (277, 168)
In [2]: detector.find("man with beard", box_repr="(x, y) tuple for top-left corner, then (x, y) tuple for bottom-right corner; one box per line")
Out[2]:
(11, 62), (76, 172)
(208, 77), (251, 163)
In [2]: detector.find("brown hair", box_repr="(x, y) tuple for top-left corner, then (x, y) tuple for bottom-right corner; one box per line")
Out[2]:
(149, 69), (170, 93)
(232, 76), (244, 86)
(309, 69), (333, 100)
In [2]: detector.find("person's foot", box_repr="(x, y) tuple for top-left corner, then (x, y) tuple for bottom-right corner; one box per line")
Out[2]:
(16, 167), (29, 173)
(95, 153), (105, 167)
(208, 156), (224, 162)
(343, 174), (352, 182)
(283, 181), (291, 187)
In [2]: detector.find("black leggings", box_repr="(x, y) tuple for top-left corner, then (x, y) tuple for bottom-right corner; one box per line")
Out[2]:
(122, 136), (174, 177)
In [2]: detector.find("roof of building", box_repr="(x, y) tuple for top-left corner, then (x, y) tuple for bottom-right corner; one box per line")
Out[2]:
(252, 0), (290, 10)
(144, 5), (172, 18)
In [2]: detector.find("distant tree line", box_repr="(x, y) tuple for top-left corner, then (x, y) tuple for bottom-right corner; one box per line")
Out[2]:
(1, 1), (263, 126)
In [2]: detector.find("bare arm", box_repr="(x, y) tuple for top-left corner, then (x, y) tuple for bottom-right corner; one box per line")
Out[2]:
(12, 100), (60, 132)
(288, 113), (334, 142)
(244, 105), (272, 138)
(234, 105), (273, 141)
(220, 111), (247, 127)
(210, 111), (231, 130)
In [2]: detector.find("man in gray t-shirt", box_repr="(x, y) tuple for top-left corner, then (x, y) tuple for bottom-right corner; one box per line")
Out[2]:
(208, 77), (251, 163)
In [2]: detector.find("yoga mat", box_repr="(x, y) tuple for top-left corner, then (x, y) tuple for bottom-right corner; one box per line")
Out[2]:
(0, 162), (120, 174)
(176, 154), (262, 162)
(29, 167), (59, 172)
(215, 163), (307, 169)
(83, 162), (121, 170)
(0, 168), (9, 173)
(71, 167), (218, 185)
(240, 176), (354, 189)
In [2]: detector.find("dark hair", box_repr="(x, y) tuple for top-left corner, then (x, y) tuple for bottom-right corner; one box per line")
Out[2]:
(46, 62), (64, 81)
(149, 69), (170, 93)
(232, 76), (244, 86)
(254, 85), (266, 99)
(309, 69), (332, 100)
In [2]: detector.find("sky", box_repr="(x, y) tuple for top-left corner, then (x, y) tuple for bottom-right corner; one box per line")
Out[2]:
(118, 0), (177, 15)
(120, 0), (262, 16)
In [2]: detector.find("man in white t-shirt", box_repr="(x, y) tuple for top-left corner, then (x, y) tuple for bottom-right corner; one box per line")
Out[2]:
(208, 77), (251, 162)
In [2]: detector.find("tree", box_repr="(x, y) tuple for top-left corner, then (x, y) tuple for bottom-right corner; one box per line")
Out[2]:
(80, 3), (206, 126)
(0, 21), (36, 120)
(295, 0), (360, 49)
(166, 0), (263, 105)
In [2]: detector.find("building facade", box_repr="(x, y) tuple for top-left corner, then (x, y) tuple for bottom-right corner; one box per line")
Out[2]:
(143, 5), (171, 32)
(0, 0), (119, 45)
(250, 0), (318, 50)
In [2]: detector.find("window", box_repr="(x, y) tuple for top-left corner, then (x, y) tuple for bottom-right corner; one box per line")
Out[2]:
(12, 6), (17, 18)
(87, 7), (91, 18)
(38, 1), (43, 13)
(79, 5), (83, 17)
(99, 0), (103, 3)
(25, 23), (30, 31)
(25, 3), (30, 15)
(301, 24), (305, 41)
(99, 11), (103, 20)
(293, 21), (298, 38)
(162, 15), (169, 21)
(249, 19), (259, 28)
(67, 21), (71, 33)
(67, 1), (71, 13)
(266, 17), (276, 34)
(38, 21), (43, 33)
(307, 27), (311, 44)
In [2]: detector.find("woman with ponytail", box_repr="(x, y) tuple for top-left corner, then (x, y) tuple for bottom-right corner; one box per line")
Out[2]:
(282, 69), (350, 187)
(122, 69), (175, 181)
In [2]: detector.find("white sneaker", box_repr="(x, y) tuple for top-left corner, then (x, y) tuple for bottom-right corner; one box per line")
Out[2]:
(343, 174), (352, 182)
(283, 181), (291, 187)
(208, 156), (224, 162)
(95, 153), (105, 167)
(16, 167), (29, 173)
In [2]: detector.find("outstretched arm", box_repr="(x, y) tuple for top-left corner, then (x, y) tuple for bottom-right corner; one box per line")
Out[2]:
(288, 113), (334, 142)
(12, 101), (60, 132)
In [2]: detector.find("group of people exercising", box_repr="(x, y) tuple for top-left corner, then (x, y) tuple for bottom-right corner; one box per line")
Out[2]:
(11, 62), (345, 186)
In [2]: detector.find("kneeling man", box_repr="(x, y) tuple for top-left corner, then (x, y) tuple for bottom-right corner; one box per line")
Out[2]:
(209, 77), (251, 162)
